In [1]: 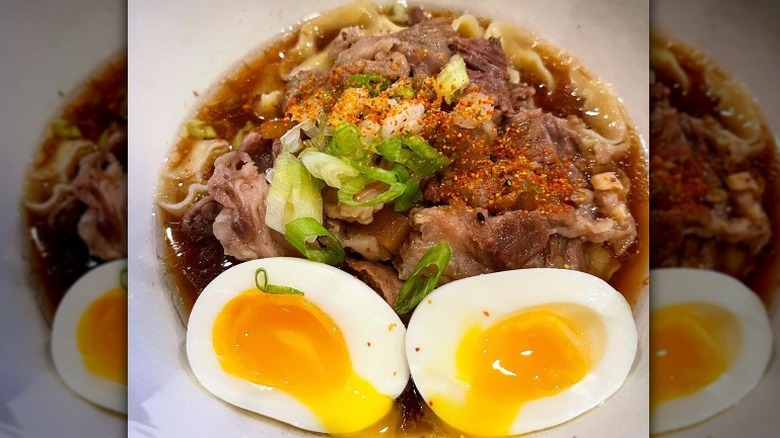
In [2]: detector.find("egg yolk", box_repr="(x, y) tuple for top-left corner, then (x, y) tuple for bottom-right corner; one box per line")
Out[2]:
(212, 290), (391, 433)
(77, 287), (127, 384)
(650, 302), (739, 412)
(432, 307), (591, 436)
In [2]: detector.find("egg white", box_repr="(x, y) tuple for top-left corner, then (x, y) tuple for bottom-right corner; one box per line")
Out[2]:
(186, 257), (409, 433)
(50, 259), (127, 414)
(650, 268), (773, 434)
(405, 268), (638, 436)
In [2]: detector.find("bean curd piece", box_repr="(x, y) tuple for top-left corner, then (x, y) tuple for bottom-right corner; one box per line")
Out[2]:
(726, 171), (760, 193)
(591, 172), (624, 192)
(350, 206), (411, 255)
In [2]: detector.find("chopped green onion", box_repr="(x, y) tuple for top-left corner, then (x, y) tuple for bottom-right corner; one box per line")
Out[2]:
(350, 160), (398, 184)
(51, 119), (82, 139)
(402, 135), (451, 174)
(392, 85), (415, 99)
(392, 165), (422, 212)
(337, 175), (406, 207)
(254, 268), (304, 295)
(435, 55), (469, 104)
(325, 123), (364, 158)
(265, 153), (323, 234)
(120, 267), (128, 291)
(376, 135), (451, 177)
(345, 73), (390, 93)
(232, 121), (255, 149)
(300, 149), (359, 188)
(393, 242), (452, 314)
(284, 217), (345, 266)
(186, 119), (218, 139)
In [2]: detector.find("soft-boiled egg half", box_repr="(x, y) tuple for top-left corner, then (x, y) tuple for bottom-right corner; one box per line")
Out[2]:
(406, 268), (638, 436)
(50, 259), (127, 413)
(650, 268), (773, 434)
(186, 257), (409, 434)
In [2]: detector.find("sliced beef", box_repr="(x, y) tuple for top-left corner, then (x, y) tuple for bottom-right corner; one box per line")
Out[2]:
(452, 37), (511, 112)
(395, 18), (455, 79)
(397, 206), (605, 282)
(238, 131), (274, 173)
(181, 196), (222, 242)
(397, 207), (545, 281)
(346, 258), (403, 306)
(425, 108), (586, 214)
(329, 18), (455, 83)
(453, 37), (508, 77)
(207, 151), (294, 260)
(451, 37), (535, 114)
(72, 150), (127, 260)
(333, 35), (410, 80)
(541, 235), (587, 271)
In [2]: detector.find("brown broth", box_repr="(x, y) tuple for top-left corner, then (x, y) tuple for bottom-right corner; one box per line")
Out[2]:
(23, 56), (127, 324)
(157, 5), (648, 435)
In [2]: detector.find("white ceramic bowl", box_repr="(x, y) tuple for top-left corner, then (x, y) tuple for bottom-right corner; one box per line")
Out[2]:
(0, 0), (125, 436)
(127, 1), (648, 436)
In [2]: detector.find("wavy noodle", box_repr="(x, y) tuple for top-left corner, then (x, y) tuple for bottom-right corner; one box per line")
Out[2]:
(29, 139), (95, 182)
(280, 0), (402, 79)
(570, 117), (629, 164)
(163, 139), (229, 183)
(483, 22), (555, 92)
(652, 32), (763, 149)
(704, 68), (760, 142)
(23, 182), (73, 215)
(704, 118), (764, 163)
(451, 14), (484, 38)
(650, 45), (690, 92)
(569, 69), (628, 144)
(158, 183), (209, 218)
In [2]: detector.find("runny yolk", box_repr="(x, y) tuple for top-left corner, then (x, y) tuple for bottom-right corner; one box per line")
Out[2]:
(212, 290), (391, 433)
(77, 287), (127, 384)
(650, 302), (739, 412)
(432, 307), (591, 436)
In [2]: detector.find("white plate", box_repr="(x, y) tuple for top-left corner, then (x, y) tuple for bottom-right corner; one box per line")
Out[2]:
(652, 1), (780, 436)
(0, 0), (126, 437)
(127, 1), (648, 436)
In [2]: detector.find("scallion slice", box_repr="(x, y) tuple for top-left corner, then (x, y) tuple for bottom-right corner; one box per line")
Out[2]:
(284, 217), (345, 266)
(51, 119), (82, 139)
(393, 242), (452, 314)
(254, 268), (304, 295)
(344, 73), (390, 92)
(376, 135), (451, 177)
(337, 175), (406, 207)
(401, 135), (452, 175)
(325, 123), (364, 158)
(186, 119), (218, 139)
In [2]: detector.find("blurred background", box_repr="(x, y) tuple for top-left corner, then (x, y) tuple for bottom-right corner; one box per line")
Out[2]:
(0, 1), (126, 437)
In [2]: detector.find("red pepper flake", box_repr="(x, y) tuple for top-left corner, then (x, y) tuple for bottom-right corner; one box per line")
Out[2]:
(483, 310), (490, 317)
(428, 400), (434, 407)
(415, 347), (421, 352)
(367, 341), (372, 347)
